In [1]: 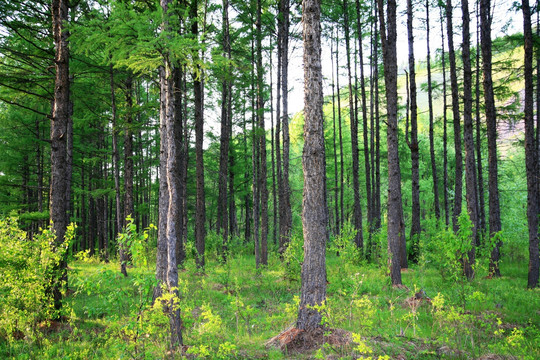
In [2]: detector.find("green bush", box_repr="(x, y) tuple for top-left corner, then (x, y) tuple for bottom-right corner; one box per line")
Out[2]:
(0, 217), (74, 343)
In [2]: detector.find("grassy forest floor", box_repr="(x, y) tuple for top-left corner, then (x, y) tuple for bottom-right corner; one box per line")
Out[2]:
(1, 246), (540, 359)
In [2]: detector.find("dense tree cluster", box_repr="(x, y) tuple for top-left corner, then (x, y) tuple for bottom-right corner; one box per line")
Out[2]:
(0, 0), (539, 343)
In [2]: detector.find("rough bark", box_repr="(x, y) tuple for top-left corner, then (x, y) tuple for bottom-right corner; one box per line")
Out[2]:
(426, 0), (440, 221)
(378, 0), (403, 286)
(355, 0), (372, 233)
(257, 0), (268, 266)
(331, 36), (340, 234)
(407, 0), (420, 261)
(191, 0), (206, 270)
(335, 31), (345, 232)
(480, 0), (502, 277)
(297, 0), (328, 330)
(446, 0), (463, 233)
(278, 0), (292, 253)
(343, 0), (363, 250)
(461, 0), (478, 280)
(50, 0), (71, 312)
(440, 6), (450, 227)
(523, 0), (539, 289)
(218, 0), (231, 259)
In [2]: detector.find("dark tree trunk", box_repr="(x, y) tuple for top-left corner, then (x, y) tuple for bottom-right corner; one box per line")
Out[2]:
(155, 67), (168, 300)
(191, 0), (206, 270)
(475, 6), (486, 239)
(124, 76), (135, 222)
(343, 0), (363, 250)
(522, 0), (539, 289)
(297, 0), (328, 330)
(461, 0), (478, 280)
(270, 42), (278, 245)
(335, 31), (345, 232)
(331, 36), (340, 235)
(110, 66), (127, 277)
(446, 0), (463, 233)
(480, 0), (502, 277)
(440, 7), (450, 227)
(373, 0), (382, 232)
(426, 0), (440, 221)
(278, 0), (292, 253)
(355, 0), (371, 234)
(378, 0), (403, 286)
(50, 0), (71, 313)
(218, 0), (231, 259)
(406, 0), (420, 262)
(256, 0), (268, 266)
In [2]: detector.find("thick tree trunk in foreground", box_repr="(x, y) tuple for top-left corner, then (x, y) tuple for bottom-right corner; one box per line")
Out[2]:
(522, 0), (539, 289)
(297, 0), (328, 331)
(480, 0), (502, 277)
(378, 0), (403, 286)
(51, 0), (71, 312)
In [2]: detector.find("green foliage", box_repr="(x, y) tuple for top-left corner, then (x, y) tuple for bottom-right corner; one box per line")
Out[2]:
(329, 221), (361, 267)
(282, 233), (304, 281)
(117, 216), (155, 269)
(0, 217), (74, 343)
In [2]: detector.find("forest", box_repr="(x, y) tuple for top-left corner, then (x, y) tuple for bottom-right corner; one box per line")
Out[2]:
(0, 0), (539, 358)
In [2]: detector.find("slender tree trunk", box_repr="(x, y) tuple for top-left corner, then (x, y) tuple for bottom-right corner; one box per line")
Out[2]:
(256, 0), (268, 266)
(278, 0), (292, 253)
(51, 0), (71, 313)
(440, 7), (450, 227)
(378, 0), (403, 286)
(335, 30), (345, 232)
(426, 0), (440, 221)
(407, 0), (420, 262)
(270, 42), (278, 245)
(297, 0), (328, 330)
(331, 36), (339, 235)
(276, 0), (283, 251)
(191, 0), (206, 270)
(124, 76), (135, 223)
(461, 0), (478, 280)
(480, 0), (502, 277)
(218, 0), (231, 259)
(522, 0), (539, 289)
(110, 66), (127, 277)
(475, 6), (486, 239)
(446, 0), (463, 233)
(155, 67), (168, 299)
(355, 0), (371, 234)
(373, 0), (382, 232)
(343, 0), (364, 250)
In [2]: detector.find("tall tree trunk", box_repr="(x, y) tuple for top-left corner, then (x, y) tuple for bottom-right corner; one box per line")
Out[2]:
(218, 0), (231, 259)
(407, 0), (420, 262)
(355, 0), (371, 234)
(446, 0), (463, 233)
(343, 0), (363, 250)
(124, 76), (135, 223)
(110, 66), (127, 277)
(461, 0), (478, 280)
(440, 6), (450, 227)
(373, 0), (382, 232)
(378, 0), (403, 286)
(256, 0), (268, 266)
(191, 0), (206, 270)
(426, 0), (440, 221)
(331, 35), (340, 235)
(270, 41), (278, 245)
(335, 30), (345, 232)
(155, 67), (169, 300)
(278, 0), (292, 253)
(522, 0), (539, 289)
(475, 6), (486, 239)
(50, 0), (71, 313)
(480, 0), (502, 277)
(297, 0), (328, 330)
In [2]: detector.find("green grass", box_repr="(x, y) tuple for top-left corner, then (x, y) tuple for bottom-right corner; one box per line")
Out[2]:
(1, 250), (539, 359)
